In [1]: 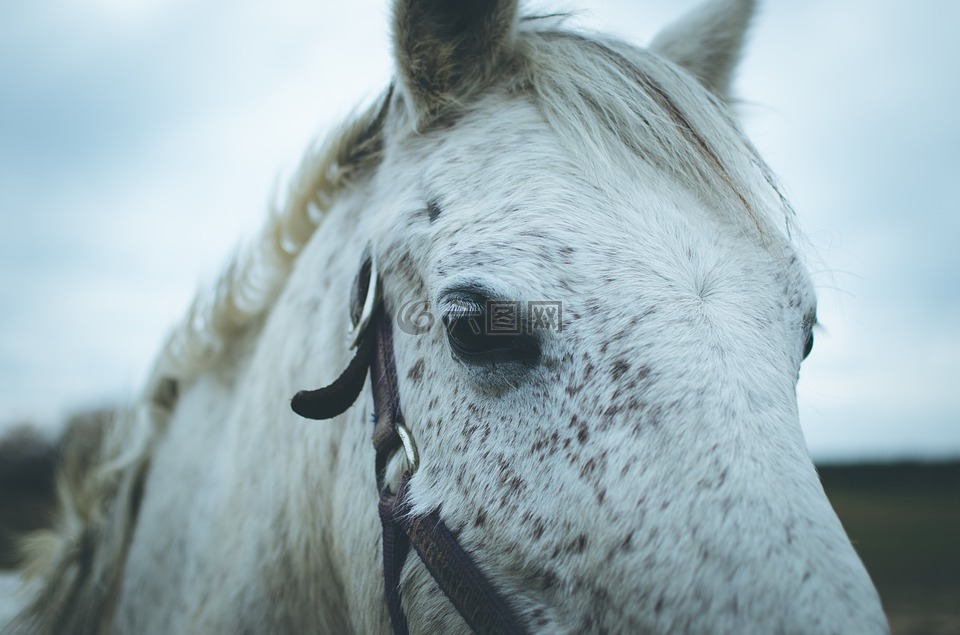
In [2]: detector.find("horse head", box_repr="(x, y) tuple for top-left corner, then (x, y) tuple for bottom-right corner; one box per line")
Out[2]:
(285, 0), (888, 632)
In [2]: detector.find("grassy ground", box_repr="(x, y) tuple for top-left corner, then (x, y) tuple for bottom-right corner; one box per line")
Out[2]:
(819, 461), (960, 635)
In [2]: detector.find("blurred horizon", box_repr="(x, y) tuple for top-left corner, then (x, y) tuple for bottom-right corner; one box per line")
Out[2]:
(1, 0), (958, 462)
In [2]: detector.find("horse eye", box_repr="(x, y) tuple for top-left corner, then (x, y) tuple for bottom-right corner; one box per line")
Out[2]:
(802, 331), (814, 360)
(441, 296), (538, 363)
(446, 314), (492, 354)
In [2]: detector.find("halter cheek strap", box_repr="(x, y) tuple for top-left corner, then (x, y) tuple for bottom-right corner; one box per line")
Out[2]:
(291, 262), (527, 635)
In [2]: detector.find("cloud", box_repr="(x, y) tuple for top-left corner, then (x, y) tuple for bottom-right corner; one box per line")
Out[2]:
(732, 0), (960, 459)
(0, 0), (391, 423)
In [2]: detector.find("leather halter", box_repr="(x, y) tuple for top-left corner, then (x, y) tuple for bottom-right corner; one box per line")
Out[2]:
(290, 255), (528, 635)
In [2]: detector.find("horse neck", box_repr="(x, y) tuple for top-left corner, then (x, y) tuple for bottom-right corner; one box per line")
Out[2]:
(210, 200), (385, 630)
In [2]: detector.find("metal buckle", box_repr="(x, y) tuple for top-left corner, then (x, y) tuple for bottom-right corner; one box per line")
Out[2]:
(379, 421), (420, 495)
(395, 422), (420, 476)
(348, 254), (379, 350)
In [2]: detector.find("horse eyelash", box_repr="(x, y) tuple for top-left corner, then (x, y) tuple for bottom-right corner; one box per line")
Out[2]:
(441, 298), (485, 321)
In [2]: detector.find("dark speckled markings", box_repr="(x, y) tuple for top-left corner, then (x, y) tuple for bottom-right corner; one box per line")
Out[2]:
(407, 359), (426, 382)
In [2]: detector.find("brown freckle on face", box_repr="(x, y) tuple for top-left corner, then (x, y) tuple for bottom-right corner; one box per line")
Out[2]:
(532, 608), (548, 627)
(427, 200), (442, 222)
(532, 518), (545, 540)
(542, 571), (558, 590)
(407, 359), (425, 381)
(474, 510), (486, 527)
(570, 533), (588, 554)
(610, 359), (630, 381)
(603, 405), (623, 419)
(577, 425), (589, 445)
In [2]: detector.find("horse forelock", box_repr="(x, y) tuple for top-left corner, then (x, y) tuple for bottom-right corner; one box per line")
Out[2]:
(518, 28), (790, 237)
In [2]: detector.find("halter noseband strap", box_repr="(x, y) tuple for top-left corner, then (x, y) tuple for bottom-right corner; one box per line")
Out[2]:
(291, 258), (527, 635)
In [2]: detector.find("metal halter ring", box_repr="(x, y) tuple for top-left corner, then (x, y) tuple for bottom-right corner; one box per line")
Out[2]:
(395, 422), (420, 476)
(348, 254), (380, 350)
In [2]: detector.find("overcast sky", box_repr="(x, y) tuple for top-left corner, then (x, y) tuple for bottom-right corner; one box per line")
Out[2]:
(0, 0), (957, 461)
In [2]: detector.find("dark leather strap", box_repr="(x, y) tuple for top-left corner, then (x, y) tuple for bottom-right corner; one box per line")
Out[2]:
(379, 483), (412, 635)
(291, 271), (528, 634)
(379, 475), (527, 635)
(290, 327), (375, 420)
(370, 307), (405, 493)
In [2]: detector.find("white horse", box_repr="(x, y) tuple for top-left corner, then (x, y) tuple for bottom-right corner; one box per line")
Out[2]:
(1, 0), (889, 632)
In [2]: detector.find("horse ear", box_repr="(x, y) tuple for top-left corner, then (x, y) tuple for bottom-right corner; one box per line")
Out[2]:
(392, 0), (520, 124)
(650, 0), (756, 100)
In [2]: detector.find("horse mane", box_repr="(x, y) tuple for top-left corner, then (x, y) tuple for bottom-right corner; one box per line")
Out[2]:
(154, 90), (392, 391)
(4, 406), (152, 634)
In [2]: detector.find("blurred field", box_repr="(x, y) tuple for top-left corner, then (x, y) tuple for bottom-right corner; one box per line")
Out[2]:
(819, 461), (960, 635)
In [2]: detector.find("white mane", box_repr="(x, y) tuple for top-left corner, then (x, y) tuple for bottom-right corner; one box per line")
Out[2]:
(154, 95), (391, 389)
